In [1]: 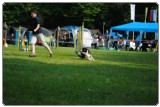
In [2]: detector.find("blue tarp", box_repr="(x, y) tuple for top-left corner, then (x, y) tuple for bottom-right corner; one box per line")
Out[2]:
(118, 33), (123, 37)
(41, 27), (52, 37)
(111, 22), (158, 32)
(135, 34), (141, 41)
(110, 32), (123, 37)
(110, 32), (116, 37)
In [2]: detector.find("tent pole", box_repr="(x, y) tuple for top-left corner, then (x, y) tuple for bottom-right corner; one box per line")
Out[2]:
(155, 32), (158, 40)
(126, 31), (129, 40)
(110, 29), (112, 36)
(155, 32), (156, 40)
(144, 32), (146, 39)
(140, 31), (143, 43)
(132, 31), (134, 40)
(81, 22), (84, 48)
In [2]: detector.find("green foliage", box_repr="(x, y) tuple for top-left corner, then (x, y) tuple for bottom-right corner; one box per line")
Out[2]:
(3, 3), (158, 31)
(3, 3), (37, 28)
(3, 45), (158, 105)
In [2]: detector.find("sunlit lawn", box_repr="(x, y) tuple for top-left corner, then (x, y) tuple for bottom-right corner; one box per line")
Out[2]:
(3, 45), (158, 105)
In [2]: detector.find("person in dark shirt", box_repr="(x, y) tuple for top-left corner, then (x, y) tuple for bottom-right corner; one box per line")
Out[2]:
(29, 10), (53, 57)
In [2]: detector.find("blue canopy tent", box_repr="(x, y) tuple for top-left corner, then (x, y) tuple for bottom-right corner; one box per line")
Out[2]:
(110, 22), (158, 40)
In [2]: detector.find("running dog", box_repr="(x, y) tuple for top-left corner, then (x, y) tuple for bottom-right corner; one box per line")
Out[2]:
(76, 48), (95, 61)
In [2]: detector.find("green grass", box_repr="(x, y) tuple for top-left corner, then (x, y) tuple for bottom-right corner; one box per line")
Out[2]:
(3, 45), (158, 105)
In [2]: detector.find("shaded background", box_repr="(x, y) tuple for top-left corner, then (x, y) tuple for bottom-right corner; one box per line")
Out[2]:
(3, 3), (158, 32)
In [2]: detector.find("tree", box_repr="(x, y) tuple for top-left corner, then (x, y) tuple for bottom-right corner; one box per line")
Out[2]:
(3, 3), (158, 32)
(3, 3), (38, 28)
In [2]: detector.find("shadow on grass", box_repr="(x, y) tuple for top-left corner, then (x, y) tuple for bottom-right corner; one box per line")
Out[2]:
(93, 51), (158, 68)
(3, 57), (158, 105)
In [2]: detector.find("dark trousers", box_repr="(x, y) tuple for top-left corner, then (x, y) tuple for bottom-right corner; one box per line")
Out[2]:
(113, 41), (118, 50)
(106, 41), (109, 50)
(94, 43), (98, 49)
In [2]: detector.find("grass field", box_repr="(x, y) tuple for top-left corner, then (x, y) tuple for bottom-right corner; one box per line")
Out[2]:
(3, 45), (158, 105)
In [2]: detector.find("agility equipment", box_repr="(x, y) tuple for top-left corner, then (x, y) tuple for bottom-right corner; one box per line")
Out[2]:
(76, 22), (84, 52)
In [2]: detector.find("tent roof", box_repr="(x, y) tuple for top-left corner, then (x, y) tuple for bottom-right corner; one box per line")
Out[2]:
(111, 22), (158, 32)
(61, 25), (91, 33)
(61, 26), (79, 31)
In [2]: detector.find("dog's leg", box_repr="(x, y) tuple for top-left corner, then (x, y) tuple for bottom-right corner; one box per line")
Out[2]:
(88, 58), (91, 60)
(91, 56), (95, 61)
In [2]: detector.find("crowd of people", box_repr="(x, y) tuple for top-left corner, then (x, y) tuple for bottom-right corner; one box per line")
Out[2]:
(92, 29), (124, 51)
(3, 17), (158, 54)
(91, 29), (158, 52)
(3, 9), (158, 61)
(59, 31), (74, 47)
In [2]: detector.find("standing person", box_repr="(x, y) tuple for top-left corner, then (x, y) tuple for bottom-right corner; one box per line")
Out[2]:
(105, 29), (110, 50)
(121, 37), (126, 49)
(3, 20), (8, 47)
(113, 32), (120, 51)
(29, 10), (53, 57)
(93, 36), (99, 49)
(9, 25), (15, 37)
